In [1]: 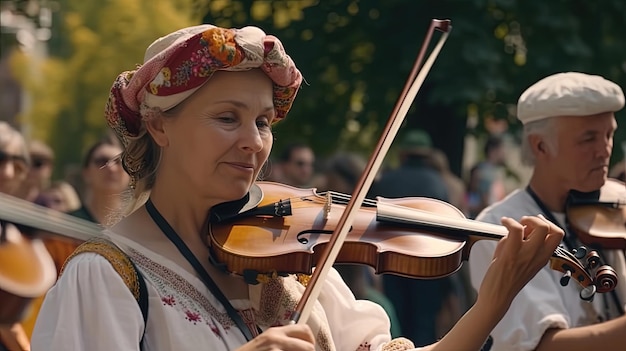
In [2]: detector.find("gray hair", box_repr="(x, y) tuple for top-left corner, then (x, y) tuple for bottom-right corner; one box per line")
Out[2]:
(520, 118), (559, 166)
(0, 122), (30, 166)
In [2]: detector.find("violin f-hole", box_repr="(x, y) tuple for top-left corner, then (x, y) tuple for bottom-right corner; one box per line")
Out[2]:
(296, 227), (354, 245)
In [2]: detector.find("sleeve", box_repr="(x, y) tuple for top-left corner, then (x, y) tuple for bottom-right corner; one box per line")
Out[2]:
(30, 253), (145, 351)
(317, 268), (417, 351)
(468, 239), (570, 351)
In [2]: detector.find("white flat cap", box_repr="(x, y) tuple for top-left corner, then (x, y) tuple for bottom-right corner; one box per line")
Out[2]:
(517, 72), (624, 125)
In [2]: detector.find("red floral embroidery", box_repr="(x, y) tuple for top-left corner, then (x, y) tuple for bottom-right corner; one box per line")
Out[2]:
(210, 323), (221, 337)
(185, 310), (202, 324)
(161, 295), (176, 306)
(283, 310), (293, 320)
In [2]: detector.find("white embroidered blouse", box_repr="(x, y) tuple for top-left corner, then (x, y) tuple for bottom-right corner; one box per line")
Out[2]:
(31, 234), (418, 351)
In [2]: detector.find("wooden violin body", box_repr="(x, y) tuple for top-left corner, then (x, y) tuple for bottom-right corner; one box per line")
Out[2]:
(0, 222), (56, 325)
(209, 182), (615, 299)
(0, 193), (100, 325)
(210, 182), (468, 279)
(566, 178), (626, 250)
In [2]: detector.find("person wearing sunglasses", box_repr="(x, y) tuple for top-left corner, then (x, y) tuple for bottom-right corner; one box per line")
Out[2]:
(17, 140), (54, 203)
(0, 122), (30, 197)
(0, 121), (32, 351)
(68, 136), (130, 226)
(270, 142), (316, 187)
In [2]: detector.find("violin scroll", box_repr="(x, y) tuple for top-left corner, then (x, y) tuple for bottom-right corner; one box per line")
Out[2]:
(550, 244), (617, 301)
(594, 264), (618, 294)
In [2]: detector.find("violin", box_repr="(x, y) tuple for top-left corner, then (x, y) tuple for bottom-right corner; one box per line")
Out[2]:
(566, 178), (626, 250)
(0, 193), (101, 325)
(0, 221), (56, 325)
(209, 181), (618, 301)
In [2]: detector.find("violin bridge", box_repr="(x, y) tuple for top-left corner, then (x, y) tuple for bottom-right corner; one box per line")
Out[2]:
(323, 192), (332, 220)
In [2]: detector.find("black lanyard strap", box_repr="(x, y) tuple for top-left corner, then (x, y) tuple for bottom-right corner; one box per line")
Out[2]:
(526, 186), (576, 249)
(145, 198), (256, 341)
(526, 186), (624, 316)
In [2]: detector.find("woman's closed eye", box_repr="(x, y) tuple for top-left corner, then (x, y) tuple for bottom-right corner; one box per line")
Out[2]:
(256, 117), (271, 129)
(216, 115), (237, 124)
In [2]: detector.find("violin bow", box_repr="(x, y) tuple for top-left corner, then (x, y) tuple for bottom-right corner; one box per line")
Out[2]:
(290, 19), (452, 324)
(0, 192), (103, 242)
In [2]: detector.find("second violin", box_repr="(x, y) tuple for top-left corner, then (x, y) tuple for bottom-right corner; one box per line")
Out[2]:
(566, 178), (626, 250)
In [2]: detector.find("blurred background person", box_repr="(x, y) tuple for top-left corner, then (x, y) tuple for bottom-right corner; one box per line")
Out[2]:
(466, 163), (489, 220)
(31, 179), (82, 274)
(318, 151), (402, 338)
(20, 137), (130, 341)
(427, 148), (469, 216)
(467, 136), (507, 214)
(69, 137), (130, 226)
(0, 122), (29, 197)
(422, 148), (476, 332)
(370, 129), (466, 347)
(267, 142), (316, 187)
(465, 135), (522, 219)
(35, 180), (81, 213)
(371, 129), (448, 200)
(0, 121), (31, 351)
(21, 182), (83, 340)
(17, 140), (54, 203)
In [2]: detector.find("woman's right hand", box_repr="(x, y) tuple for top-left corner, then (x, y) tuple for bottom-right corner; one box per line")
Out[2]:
(237, 324), (315, 351)
(478, 215), (564, 314)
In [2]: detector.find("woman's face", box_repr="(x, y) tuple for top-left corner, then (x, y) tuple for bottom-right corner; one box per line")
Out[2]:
(157, 69), (275, 204)
(83, 144), (130, 194)
(0, 138), (28, 196)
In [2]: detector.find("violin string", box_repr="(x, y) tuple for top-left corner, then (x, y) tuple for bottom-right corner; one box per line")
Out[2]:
(323, 191), (378, 206)
(3, 203), (98, 241)
(278, 191), (378, 207)
(322, 191), (509, 237)
(254, 189), (598, 291)
(0, 193), (101, 241)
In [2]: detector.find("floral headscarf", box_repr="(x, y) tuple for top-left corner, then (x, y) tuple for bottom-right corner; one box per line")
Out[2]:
(105, 24), (303, 146)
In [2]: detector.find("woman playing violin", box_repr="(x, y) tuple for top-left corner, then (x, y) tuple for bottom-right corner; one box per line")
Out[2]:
(31, 24), (564, 351)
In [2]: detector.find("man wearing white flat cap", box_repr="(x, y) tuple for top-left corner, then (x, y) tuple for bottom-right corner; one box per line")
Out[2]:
(468, 72), (626, 351)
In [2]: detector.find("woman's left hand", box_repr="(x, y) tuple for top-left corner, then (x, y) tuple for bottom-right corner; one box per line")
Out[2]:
(478, 214), (564, 312)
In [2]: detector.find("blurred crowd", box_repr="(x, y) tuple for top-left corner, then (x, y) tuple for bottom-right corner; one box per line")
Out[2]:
(263, 128), (626, 346)
(1, 120), (625, 348)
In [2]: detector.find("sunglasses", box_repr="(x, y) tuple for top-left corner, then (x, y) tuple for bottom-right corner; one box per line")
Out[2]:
(91, 156), (121, 169)
(0, 150), (28, 174)
(0, 150), (27, 165)
(32, 157), (51, 169)
(293, 159), (313, 168)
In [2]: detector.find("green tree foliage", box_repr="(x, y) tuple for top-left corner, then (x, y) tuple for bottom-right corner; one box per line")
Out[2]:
(202, 0), (626, 174)
(10, 0), (626, 178)
(10, 0), (210, 177)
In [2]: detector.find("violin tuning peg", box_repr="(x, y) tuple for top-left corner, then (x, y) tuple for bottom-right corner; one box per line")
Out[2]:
(585, 251), (601, 269)
(580, 285), (596, 302)
(560, 270), (572, 287)
(574, 246), (587, 259)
